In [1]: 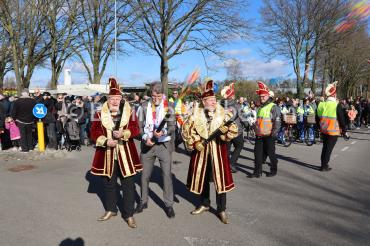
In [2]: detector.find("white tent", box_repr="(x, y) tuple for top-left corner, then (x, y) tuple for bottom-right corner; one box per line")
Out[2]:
(55, 84), (109, 96)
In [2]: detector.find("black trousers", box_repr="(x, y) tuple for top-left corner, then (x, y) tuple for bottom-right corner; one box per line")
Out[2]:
(227, 133), (244, 168)
(254, 136), (278, 174)
(200, 157), (226, 213)
(46, 122), (58, 149)
(17, 122), (34, 152)
(102, 161), (135, 219)
(321, 134), (338, 169)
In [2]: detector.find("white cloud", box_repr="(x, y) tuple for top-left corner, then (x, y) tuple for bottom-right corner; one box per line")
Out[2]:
(213, 58), (290, 79)
(129, 73), (144, 80)
(65, 61), (93, 74)
(241, 59), (289, 78)
(222, 48), (251, 57)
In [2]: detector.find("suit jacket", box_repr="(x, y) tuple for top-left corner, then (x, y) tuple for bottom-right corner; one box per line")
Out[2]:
(137, 100), (176, 153)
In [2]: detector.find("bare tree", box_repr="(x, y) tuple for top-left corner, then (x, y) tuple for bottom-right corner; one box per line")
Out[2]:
(319, 27), (370, 97)
(73, 0), (138, 84)
(0, 0), (51, 94)
(0, 26), (12, 88)
(225, 58), (244, 81)
(41, 0), (80, 89)
(260, 0), (344, 97)
(130, 0), (250, 95)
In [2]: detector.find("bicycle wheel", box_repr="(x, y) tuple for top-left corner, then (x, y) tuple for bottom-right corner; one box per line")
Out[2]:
(283, 126), (293, 147)
(304, 128), (314, 146)
(247, 126), (256, 145)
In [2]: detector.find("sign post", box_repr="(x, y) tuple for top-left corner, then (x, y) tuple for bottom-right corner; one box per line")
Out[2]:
(33, 104), (47, 152)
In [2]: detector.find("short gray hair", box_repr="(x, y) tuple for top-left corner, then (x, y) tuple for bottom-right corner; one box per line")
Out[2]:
(150, 82), (164, 94)
(21, 89), (29, 97)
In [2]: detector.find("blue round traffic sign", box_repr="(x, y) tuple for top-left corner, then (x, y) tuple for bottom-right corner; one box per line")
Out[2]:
(33, 104), (48, 119)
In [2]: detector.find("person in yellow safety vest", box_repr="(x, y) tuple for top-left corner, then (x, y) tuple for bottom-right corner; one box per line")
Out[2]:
(296, 102), (305, 142)
(277, 98), (289, 144)
(250, 81), (281, 178)
(303, 98), (315, 143)
(169, 90), (187, 151)
(317, 81), (347, 171)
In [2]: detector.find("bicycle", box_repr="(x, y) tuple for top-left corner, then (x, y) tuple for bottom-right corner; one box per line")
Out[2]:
(282, 113), (298, 147)
(304, 114), (316, 146)
(244, 123), (256, 145)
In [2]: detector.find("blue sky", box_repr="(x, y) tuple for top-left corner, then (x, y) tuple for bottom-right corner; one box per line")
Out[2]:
(26, 1), (292, 88)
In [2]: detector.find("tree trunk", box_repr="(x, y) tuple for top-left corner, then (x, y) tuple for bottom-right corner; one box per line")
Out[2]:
(311, 57), (318, 94)
(294, 59), (303, 98)
(0, 69), (4, 89)
(51, 66), (58, 89)
(10, 43), (23, 95)
(161, 56), (169, 96)
(93, 69), (101, 84)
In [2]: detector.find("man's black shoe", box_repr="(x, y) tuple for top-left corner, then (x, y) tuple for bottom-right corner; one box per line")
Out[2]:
(230, 165), (238, 173)
(320, 167), (332, 172)
(266, 172), (276, 177)
(248, 173), (261, 178)
(135, 202), (148, 214)
(165, 206), (175, 218)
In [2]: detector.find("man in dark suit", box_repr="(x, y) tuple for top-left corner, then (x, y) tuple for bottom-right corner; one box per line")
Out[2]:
(135, 82), (176, 218)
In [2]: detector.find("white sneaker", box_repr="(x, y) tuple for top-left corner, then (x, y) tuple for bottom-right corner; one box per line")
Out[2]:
(356, 127), (360, 129)
(11, 147), (17, 151)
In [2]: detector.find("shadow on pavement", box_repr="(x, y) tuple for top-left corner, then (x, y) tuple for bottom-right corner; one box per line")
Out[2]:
(135, 166), (198, 212)
(255, 169), (370, 245)
(59, 237), (84, 246)
(85, 171), (106, 210)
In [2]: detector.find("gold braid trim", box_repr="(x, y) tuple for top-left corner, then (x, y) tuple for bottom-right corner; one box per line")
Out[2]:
(96, 135), (108, 147)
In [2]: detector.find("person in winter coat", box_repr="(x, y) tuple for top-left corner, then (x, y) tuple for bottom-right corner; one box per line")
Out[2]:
(11, 89), (36, 152)
(347, 105), (357, 130)
(5, 116), (21, 150)
(42, 92), (58, 150)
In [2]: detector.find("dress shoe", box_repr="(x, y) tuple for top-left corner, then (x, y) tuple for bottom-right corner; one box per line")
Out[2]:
(218, 211), (229, 224)
(248, 173), (261, 178)
(165, 206), (175, 218)
(97, 211), (117, 221)
(266, 172), (276, 177)
(125, 217), (137, 228)
(135, 202), (148, 214)
(191, 206), (210, 215)
(230, 165), (238, 173)
(320, 167), (332, 172)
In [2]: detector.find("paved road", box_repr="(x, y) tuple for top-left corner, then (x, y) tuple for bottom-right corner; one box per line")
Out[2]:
(0, 128), (369, 246)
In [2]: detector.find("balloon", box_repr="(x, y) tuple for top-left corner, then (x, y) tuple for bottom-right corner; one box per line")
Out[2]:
(213, 83), (219, 93)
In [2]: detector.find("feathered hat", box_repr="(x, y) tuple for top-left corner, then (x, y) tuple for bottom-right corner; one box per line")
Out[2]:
(108, 77), (121, 96)
(325, 81), (338, 97)
(256, 81), (270, 96)
(221, 83), (235, 99)
(201, 77), (215, 99)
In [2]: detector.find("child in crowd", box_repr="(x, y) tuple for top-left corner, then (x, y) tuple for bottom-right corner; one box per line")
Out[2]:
(347, 105), (357, 130)
(5, 116), (21, 151)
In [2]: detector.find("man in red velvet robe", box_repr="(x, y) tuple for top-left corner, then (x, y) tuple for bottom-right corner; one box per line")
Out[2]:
(182, 78), (238, 224)
(90, 78), (142, 228)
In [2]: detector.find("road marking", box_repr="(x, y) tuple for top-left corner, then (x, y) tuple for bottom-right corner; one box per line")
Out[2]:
(351, 141), (357, 145)
(184, 237), (230, 246)
(341, 146), (349, 151)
